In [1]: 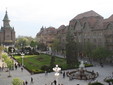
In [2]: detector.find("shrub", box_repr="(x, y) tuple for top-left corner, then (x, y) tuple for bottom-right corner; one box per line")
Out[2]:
(41, 65), (50, 71)
(88, 82), (104, 85)
(31, 69), (43, 73)
(85, 64), (93, 67)
(12, 78), (23, 85)
(105, 79), (113, 83)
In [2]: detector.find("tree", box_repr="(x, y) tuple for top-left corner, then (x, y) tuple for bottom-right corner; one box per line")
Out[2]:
(52, 39), (60, 52)
(92, 47), (112, 63)
(15, 36), (34, 49)
(0, 46), (4, 59)
(38, 43), (47, 51)
(82, 42), (95, 63)
(30, 40), (37, 47)
(6, 57), (13, 77)
(66, 31), (78, 68)
(12, 78), (23, 85)
(2, 53), (14, 77)
(50, 55), (55, 68)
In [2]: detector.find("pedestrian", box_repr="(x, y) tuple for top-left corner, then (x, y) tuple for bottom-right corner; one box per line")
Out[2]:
(45, 71), (47, 75)
(31, 77), (33, 83)
(54, 80), (57, 85)
(15, 63), (17, 70)
(18, 63), (21, 67)
(112, 72), (113, 77)
(51, 82), (53, 85)
(21, 67), (23, 72)
(25, 80), (28, 85)
(96, 72), (99, 77)
(63, 71), (65, 78)
(109, 81), (112, 85)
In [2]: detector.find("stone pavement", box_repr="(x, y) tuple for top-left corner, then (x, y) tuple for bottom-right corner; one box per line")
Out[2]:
(0, 64), (113, 85)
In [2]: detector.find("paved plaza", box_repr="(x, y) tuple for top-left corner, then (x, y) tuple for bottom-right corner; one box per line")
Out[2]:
(0, 62), (113, 85)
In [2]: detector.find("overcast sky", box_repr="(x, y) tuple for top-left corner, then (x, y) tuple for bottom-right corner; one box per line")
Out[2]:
(0, 0), (113, 38)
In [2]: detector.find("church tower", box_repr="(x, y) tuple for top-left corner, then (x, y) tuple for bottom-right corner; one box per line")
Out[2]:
(0, 10), (15, 46)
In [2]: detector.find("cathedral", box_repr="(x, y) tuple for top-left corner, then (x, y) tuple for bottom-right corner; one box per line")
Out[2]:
(0, 11), (15, 46)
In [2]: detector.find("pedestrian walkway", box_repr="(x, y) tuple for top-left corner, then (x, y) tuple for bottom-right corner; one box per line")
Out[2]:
(0, 64), (112, 85)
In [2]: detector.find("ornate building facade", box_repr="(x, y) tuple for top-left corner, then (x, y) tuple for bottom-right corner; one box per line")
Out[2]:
(36, 26), (57, 47)
(69, 10), (113, 50)
(36, 10), (113, 51)
(0, 11), (15, 46)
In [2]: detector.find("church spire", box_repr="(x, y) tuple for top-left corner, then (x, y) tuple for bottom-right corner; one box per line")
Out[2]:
(3, 10), (10, 27)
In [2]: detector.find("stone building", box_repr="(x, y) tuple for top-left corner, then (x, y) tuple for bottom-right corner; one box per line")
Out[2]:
(68, 10), (113, 51)
(36, 26), (57, 47)
(0, 11), (15, 46)
(69, 10), (105, 46)
(103, 15), (113, 50)
(36, 10), (113, 51)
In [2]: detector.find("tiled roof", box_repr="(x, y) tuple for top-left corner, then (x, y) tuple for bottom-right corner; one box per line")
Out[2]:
(72, 10), (103, 20)
(104, 14), (113, 22)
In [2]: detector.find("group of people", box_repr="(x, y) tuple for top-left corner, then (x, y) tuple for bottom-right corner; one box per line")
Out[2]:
(23, 77), (33, 85)
(48, 80), (64, 85)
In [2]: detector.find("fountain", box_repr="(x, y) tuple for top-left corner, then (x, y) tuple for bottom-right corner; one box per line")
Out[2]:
(67, 61), (98, 80)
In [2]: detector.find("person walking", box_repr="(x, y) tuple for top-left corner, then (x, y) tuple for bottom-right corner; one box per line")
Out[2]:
(31, 77), (33, 83)
(54, 80), (57, 85)
(63, 71), (65, 78)
(25, 80), (28, 85)
(15, 63), (17, 70)
(21, 67), (23, 72)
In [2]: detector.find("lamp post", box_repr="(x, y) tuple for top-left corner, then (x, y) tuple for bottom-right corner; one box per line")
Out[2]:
(53, 65), (61, 85)
(11, 48), (14, 57)
(11, 48), (14, 70)
(21, 44), (23, 53)
(21, 53), (24, 67)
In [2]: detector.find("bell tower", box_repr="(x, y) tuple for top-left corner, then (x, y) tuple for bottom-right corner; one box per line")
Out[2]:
(0, 10), (15, 46)
(3, 10), (10, 28)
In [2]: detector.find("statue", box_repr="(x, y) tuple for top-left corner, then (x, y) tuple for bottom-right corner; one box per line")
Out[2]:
(79, 61), (85, 69)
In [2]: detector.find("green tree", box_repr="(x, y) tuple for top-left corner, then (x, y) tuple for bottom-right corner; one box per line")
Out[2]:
(92, 47), (112, 63)
(2, 53), (14, 77)
(52, 39), (60, 53)
(50, 55), (55, 68)
(15, 36), (34, 49)
(83, 42), (95, 63)
(30, 40), (37, 47)
(38, 43), (47, 51)
(0, 46), (4, 59)
(12, 78), (23, 85)
(6, 57), (13, 77)
(66, 31), (78, 68)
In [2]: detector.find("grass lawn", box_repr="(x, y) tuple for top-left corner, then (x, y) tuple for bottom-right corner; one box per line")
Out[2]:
(13, 54), (67, 73)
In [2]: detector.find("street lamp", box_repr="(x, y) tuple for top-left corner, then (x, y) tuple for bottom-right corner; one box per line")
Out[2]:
(53, 65), (61, 85)
(11, 48), (14, 70)
(21, 52), (24, 67)
(11, 48), (14, 57)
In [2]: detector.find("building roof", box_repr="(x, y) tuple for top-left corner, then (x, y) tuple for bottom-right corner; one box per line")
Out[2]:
(58, 25), (66, 30)
(104, 14), (113, 22)
(72, 10), (103, 20)
(3, 10), (9, 21)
